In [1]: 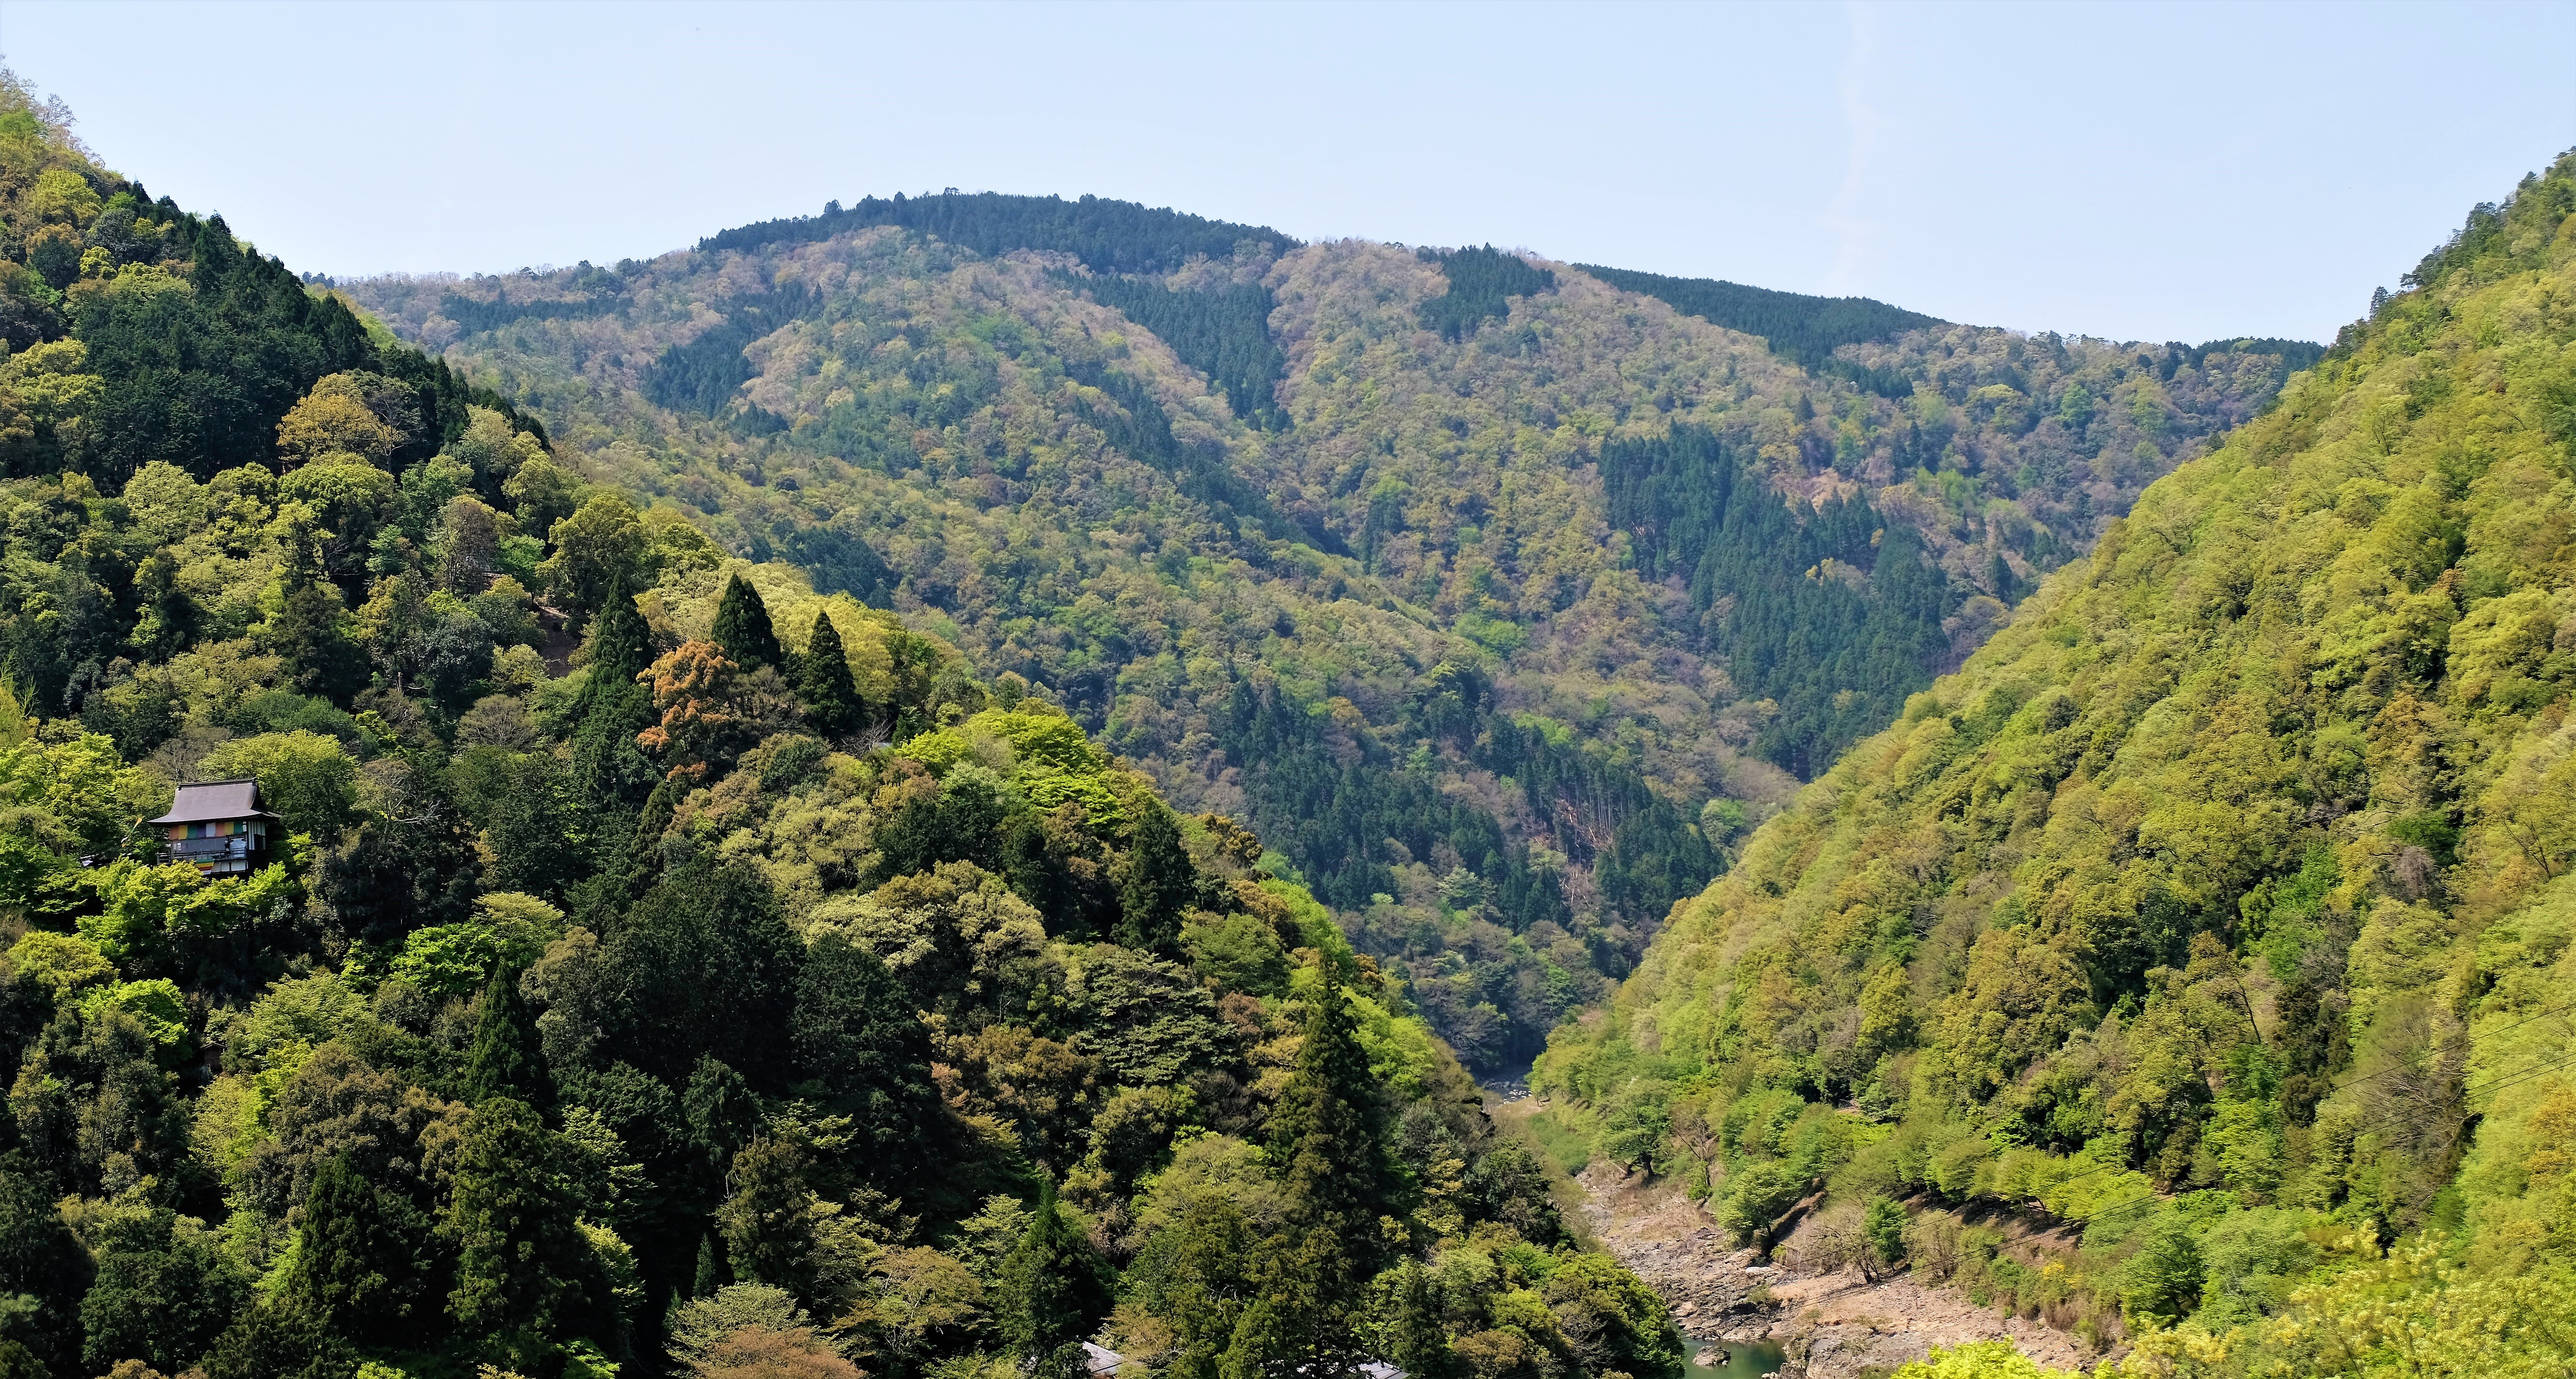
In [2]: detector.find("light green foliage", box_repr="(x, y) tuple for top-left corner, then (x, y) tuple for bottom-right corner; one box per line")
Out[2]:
(5, 928), (110, 993)
(75, 977), (190, 1053)
(0, 729), (158, 910)
(229, 971), (376, 1070)
(667, 1283), (813, 1367)
(77, 854), (300, 966)
(1546, 154), (2576, 1359)
(200, 729), (359, 840)
(1539, 1251), (1684, 1378)
(1864, 1196), (1908, 1266)
(390, 892), (565, 996)
(1890, 1341), (2096, 1379)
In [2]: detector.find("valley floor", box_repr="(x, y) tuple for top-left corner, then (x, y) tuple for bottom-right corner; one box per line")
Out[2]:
(1556, 1154), (2099, 1377)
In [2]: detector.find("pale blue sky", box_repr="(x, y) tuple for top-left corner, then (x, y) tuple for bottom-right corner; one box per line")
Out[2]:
(5, 0), (2570, 345)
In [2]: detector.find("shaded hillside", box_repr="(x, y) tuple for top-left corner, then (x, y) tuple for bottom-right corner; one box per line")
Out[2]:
(0, 71), (1686, 1379)
(1540, 153), (2576, 1370)
(346, 200), (2303, 1069)
(1571, 264), (1944, 395)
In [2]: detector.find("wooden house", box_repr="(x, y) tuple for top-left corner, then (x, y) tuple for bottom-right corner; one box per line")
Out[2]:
(149, 779), (278, 876)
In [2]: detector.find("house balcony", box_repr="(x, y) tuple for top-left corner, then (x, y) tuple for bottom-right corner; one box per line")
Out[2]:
(166, 836), (261, 866)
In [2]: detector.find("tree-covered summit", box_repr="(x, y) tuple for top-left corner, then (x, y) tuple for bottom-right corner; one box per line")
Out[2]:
(696, 190), (1299, 276)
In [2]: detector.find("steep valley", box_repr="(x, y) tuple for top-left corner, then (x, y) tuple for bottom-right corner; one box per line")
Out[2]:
(12, 49), (2565, 1376)
(342, 203), (2309, 1072)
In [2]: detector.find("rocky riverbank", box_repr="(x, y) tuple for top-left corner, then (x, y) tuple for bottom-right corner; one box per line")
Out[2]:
(1568, 1163), (2100, 1378)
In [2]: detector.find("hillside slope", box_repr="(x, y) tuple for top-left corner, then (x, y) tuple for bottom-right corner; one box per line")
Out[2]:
(1540, 154), (2576, 1373)
(0, 72), (1686, 1379)
(343, 204), (2305, 1068)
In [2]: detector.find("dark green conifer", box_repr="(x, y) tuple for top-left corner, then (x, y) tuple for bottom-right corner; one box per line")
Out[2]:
(793, 609), (866, 737)
(1268, 967), (1392, 1259)
(574, 573), (653, 709)
(1116, 803), (1194, 953)
(792, 933), (938, 1156)
(997, 1179), (1113, 1364)
(568, 571), (663, 831)
(286, 1153), (430, 1343)
(692, 1231), (728, 1298)
(1374, 1261), (1456, 1379)
(202, 1301), (358, 1379)
(446, 1098), (591, 1341)
(711, 573), (782, 672)
(462, 972), (550, 1109)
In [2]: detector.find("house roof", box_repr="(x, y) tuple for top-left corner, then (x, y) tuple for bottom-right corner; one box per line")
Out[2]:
(148, 779), (276, 826)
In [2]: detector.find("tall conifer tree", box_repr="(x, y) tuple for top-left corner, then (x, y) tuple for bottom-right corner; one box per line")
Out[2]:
(794, 609), (865, 737)
(571, 573), (657, 818)
(1117, 804), (1194, 953)
(462, 972), (550, 1109)
(998, 1179), (1113, 1368)
(711, 573), (783, 672)
(1258, 963), (1393, 1344)
(286, 1154), (430, 1343)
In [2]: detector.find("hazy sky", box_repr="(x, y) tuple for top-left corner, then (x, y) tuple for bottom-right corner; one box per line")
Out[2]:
(6, 0), (2570, 345)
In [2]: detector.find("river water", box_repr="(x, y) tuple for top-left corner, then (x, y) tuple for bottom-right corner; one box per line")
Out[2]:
(1681, 1337), (1789, 1379)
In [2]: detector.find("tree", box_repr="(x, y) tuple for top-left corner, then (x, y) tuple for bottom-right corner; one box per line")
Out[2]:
(445, 1097), (599, 1345)
(711, 574), (783, 673)
(312, 761), (480, 947)
(264, 574), (366, 703)
(715, 1139), (820, 1302)
(996, 1179), (1112, 1363)
(1249, 969), (1394, 1360)
(685, 1325), (861, 1379)
(637, 640), (750, 782)
(8, 1007), (203, 1203)
(793, 610), (864, 738)
(1863, 1197), (1907, 1270)
(2120, 1213), (2205, 1327)
(285, 1153), (434, 1344)
(1270, 977), (1391, 1239)
(1887, 1343), (2093, 1379)
(581, 574), (656, 695)
(791, 933), (938, 1157)
(479, 752), (589, 900)
(199, 729), (359, 841)
(1117, 803), (1194, 953)
(0, 1154), (91, 1376)
(540, 494), (651, 619)
(594, 856), (803, 1089)
(502, 453), (578, 537)
(462, 971), (550, 1108)
(1371, 1262), (1455, 1379)
(829, 860), (1048, 1024)
(202, 1302), (358, 1379)
(565, 574), (661, 822)
(78, 1209), (252, 1374)
(1540, 1252), (1682, 1379)
(276, 389), (398, 464)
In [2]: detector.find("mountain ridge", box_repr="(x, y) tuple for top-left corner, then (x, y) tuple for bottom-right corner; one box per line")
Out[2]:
(344, 197), (2312, 1067)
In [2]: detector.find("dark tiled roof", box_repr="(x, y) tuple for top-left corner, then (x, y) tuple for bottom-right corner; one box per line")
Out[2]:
(148, 779), (274, 825)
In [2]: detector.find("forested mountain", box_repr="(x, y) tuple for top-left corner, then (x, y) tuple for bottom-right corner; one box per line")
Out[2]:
(344, 192), (2309, 1070)
(0, 73), (1687, 1379)
(1541, 155), (2576, 1373)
